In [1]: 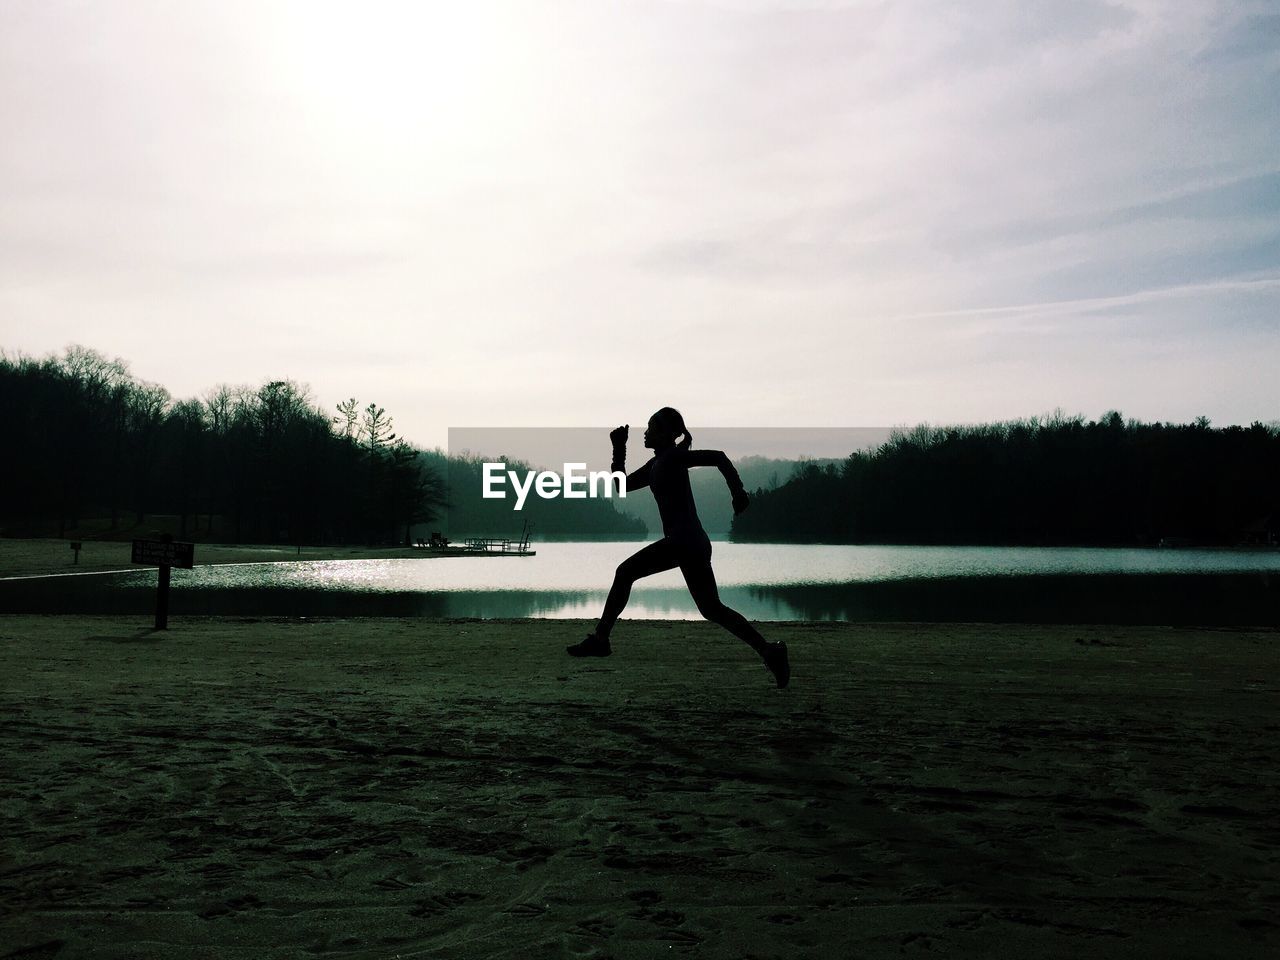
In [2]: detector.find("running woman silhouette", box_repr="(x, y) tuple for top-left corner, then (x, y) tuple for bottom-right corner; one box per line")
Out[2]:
(567, 408), (790, 688)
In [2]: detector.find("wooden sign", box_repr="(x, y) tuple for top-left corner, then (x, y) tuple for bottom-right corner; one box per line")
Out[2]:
(131, 539), (195, 570)
(131, 538), (194, 630)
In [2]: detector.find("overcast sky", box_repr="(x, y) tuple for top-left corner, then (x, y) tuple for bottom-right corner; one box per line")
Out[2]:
(2, 0), (1277, 449)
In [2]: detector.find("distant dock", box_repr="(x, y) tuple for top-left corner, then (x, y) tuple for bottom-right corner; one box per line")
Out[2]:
(414, 532), (536, 557)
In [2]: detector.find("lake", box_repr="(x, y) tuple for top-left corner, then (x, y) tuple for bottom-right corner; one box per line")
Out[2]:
(2, 542), (1278, 625)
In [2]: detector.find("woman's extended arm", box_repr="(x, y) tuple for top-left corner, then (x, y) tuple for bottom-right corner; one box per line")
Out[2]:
(683, 449), (750, 513)
(620, 460), (652, 495)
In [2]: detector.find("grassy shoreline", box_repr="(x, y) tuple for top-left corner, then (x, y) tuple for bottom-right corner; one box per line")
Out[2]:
(0, 537), (510, 579)
(2, 615), (1276, 958)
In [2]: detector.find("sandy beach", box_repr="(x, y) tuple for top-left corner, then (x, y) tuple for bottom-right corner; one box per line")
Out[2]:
(1, 615), (1277, 959)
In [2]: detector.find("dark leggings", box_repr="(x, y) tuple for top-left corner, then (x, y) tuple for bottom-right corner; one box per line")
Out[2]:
(595, 536), (768, 653)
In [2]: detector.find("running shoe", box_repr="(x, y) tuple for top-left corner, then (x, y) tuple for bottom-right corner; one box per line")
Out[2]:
(763, 640), (790, 688)
(567, 632), (612, 657)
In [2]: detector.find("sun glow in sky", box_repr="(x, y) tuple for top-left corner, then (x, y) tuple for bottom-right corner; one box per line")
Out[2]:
(2, 0), (1277, 448)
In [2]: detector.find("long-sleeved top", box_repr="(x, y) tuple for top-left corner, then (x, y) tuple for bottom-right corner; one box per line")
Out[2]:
(613, 445), (744, 540)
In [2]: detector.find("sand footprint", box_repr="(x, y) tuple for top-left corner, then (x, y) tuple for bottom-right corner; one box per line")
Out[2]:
(198, 893), (263, 919)
(764, 912), (804, 925)
(574, 917), (615, 938)
(656, 929), (704, 949)
(504, 901), (547, 919)
(407, 889), (484, 917)
(647, 909), (686, 928)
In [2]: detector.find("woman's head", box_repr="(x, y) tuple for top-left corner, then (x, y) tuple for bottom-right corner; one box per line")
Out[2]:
(643, 407), (692, 451)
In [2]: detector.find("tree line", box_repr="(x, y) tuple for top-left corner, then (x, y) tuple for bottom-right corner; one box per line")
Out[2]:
(729, 412), (1280, 546)
(0, 346), (441, 544)
(10, 348), (1273, 548)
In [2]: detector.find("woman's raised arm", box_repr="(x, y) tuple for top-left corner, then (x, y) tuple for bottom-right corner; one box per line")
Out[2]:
(610, 424), (652, 495)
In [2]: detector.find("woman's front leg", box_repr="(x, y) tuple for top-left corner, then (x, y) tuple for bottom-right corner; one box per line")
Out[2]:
(595, 538), (679, 640)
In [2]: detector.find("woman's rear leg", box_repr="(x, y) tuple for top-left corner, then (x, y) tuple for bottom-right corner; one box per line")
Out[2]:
(681, 562), (768, 653)
(683, 562), (789, 687)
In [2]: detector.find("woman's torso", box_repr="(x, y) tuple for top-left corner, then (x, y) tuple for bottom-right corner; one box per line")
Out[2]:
(647, 447), (704, 540)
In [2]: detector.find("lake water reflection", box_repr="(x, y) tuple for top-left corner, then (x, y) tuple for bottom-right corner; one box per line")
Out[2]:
(3, 542), (1277, 624)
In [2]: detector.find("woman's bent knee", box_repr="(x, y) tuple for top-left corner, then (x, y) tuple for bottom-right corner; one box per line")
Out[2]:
(698, 601), (729, 623)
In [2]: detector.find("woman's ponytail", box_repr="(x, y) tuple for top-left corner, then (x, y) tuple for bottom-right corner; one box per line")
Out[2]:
(678, 420), (693, 449)
(657, 406), (692, 449)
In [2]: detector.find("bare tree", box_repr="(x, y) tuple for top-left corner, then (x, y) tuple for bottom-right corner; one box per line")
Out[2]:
(334, 397), (359, 442)
(128, 383), (170, 524)
(167, 399), (207, 538)
(387, 441), (446, 546)
(56, 346), (134, 533)
(359, 404), (397, 544)
(360, 403), (396, 457)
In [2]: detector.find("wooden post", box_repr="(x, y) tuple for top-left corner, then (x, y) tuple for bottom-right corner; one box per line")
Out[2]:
(131, 536), (193, 631)
(70, 541), (82, 565)
(155, 533), (172, 630)
(156, 562), (171, 630)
